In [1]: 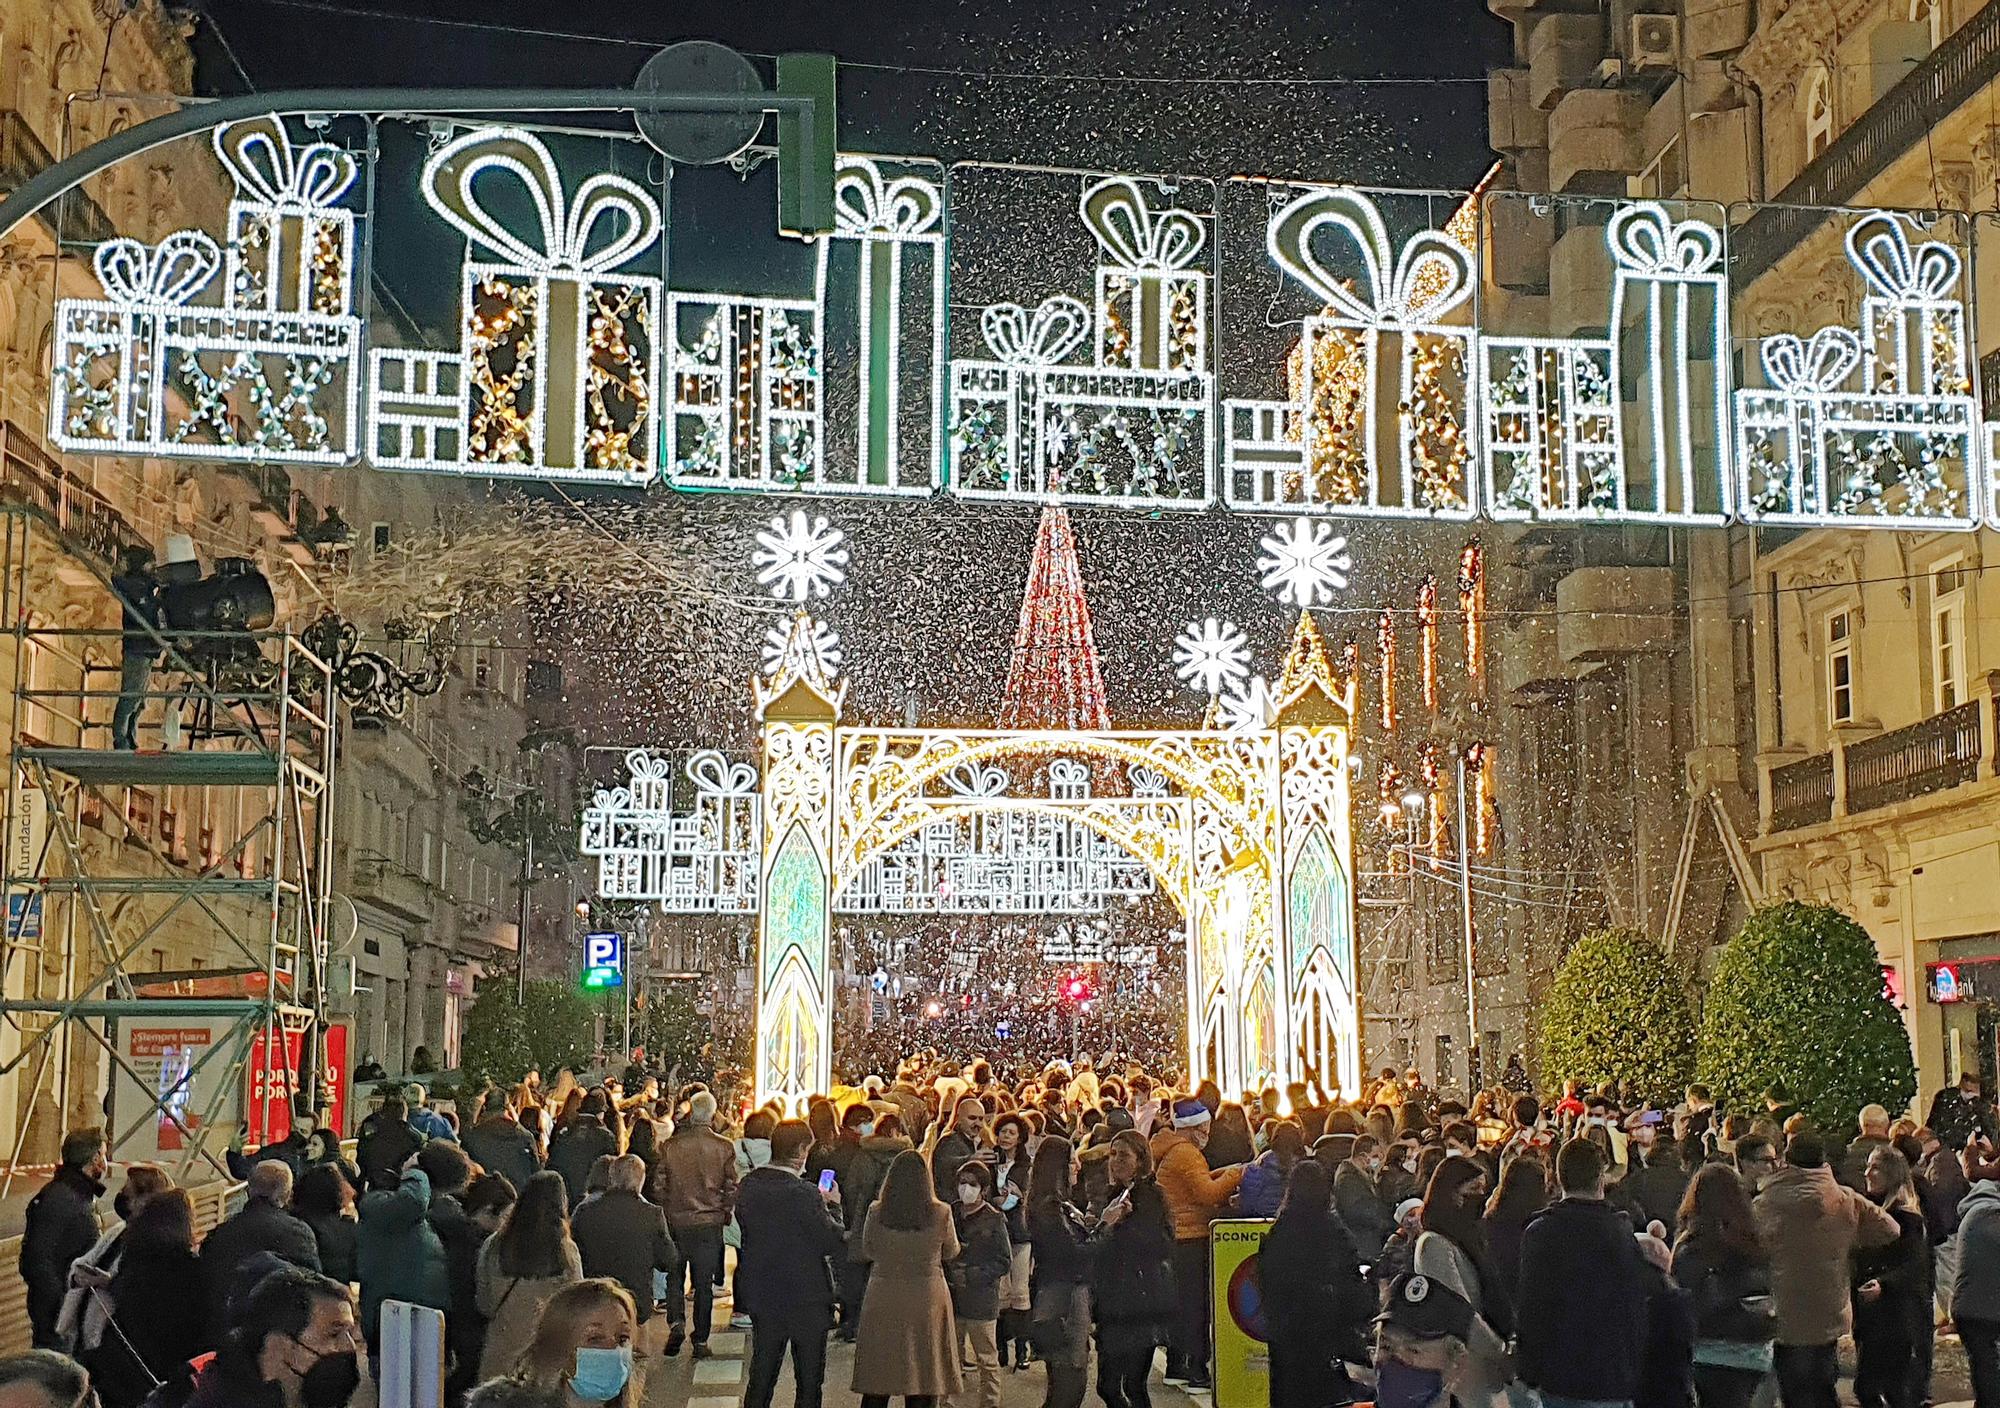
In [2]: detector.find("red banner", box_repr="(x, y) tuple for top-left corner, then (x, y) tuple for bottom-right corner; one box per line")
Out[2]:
(247, 1023), (350, 1145)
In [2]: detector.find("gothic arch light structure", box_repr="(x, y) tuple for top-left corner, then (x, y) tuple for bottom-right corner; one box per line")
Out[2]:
(749, 609), (1360, 1110)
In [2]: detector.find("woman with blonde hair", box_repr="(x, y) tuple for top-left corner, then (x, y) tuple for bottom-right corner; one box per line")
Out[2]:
(467, 1277), (639, 1407)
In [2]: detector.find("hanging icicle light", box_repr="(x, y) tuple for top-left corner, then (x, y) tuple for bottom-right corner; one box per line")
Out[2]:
(1457, 540), (1484, 684)
(1418, 575), (1439, 715)
(1466, 742), (1495, 857)
(1377, 610), (1396, 733)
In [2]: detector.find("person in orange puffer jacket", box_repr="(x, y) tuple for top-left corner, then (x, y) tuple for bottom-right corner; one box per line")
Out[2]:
(1149, 1099), (1246, 1390)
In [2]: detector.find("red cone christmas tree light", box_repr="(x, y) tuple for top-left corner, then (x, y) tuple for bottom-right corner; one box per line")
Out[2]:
(999, 505), (1110, 732)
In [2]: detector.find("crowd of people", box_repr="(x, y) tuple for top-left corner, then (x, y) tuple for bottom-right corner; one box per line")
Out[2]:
(8, 1052), (2000, 1408)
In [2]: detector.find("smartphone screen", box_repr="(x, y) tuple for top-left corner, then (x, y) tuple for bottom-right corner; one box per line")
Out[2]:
(819, 1169), (837, 1193)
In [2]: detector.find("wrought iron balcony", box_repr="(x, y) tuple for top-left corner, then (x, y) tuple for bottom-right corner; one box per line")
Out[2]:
(0, 110), (117, 246)
(0, 421), (141, 562)
(1769, 752), (1834, 831)
(1733, 1), (2000, 285)
(1845, 700), (1983, 813)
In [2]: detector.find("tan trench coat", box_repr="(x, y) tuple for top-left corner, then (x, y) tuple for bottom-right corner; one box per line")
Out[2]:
(851, 1203), (963, 1397)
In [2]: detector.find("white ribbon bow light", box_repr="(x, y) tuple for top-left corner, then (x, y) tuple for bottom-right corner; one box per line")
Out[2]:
(942, 762), (1009, 798)
(423, 126), (663, 275)
(93, 231), (221, 307)
(212, 117), (358, 210)
(1269, 187), (1473, 327)
(833, 158), (942, 237)
(687, 750), (758, 799)
(1079, 178), (1206, 271)
(982, 296), (1090, 366)
(1607, 202), (1723, 276)
(1761, 327), (1864, 396)
(1847, 213), (1961, 302)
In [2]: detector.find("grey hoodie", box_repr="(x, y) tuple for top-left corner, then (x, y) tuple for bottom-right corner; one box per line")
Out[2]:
(1953, 1181), (2000, 1322)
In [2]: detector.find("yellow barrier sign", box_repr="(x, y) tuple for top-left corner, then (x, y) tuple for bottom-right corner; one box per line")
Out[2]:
(1211, 1219), (1273, 1408)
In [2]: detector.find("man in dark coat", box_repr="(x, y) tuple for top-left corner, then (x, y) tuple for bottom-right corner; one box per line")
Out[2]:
(108, 544), (160, 751)
(735, 1119), (844, 1408)
(355, 1095), (425, 1188)
(546, 1095), (617, 1210)
(461, 1100), (540, 1192)
(1335, 1135), (1393, 1259)
(1928, 1072), (1999, 1152)
(1516, 1138), (1655, 1405)
(180, 1266), (361, 1408)
(20, 1129), (106, 1348)
(930, 1095), (987, 1192)
(198, 1162), (321, 1343)
(571, 1154), (680, 1330)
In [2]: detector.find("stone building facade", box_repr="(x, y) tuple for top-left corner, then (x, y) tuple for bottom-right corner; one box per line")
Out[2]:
(0, 0), (548, 1157)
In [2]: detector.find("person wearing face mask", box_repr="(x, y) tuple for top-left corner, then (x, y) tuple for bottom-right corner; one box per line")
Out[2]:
(1334, 1134), (1394, 1260)
(23, 1130), (109, 1351)
(946, 1163), (1012, 1408)
(1412, 1154), (1514, 1398)
(55, 1164), (170, 1361)
(183, 1266), (364, 1408)
(467, 1278), (639, 1408)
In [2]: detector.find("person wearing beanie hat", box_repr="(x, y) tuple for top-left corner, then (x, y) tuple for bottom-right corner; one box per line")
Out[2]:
(1150, 1095), (1246, 1388)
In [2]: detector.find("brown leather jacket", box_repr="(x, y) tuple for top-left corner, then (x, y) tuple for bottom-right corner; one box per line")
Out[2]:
(653, 1124), (738, 1229)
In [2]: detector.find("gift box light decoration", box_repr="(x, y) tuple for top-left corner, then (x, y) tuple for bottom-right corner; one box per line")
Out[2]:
(580, 748), (761, 912)
(1735, 213), (1980, 529)
(949, 177), (1214, 508)
(821, 157), (945, 494)
(836, 761), (1157, 915)
(1482, 202), (1732, 524)
(51, 118), (363, 464)
(369, 126), (662, 484)
(1224, 187), (1478, 518)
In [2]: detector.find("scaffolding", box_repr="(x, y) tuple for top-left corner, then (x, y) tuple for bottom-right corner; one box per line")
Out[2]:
(0, 503), (337, 1188)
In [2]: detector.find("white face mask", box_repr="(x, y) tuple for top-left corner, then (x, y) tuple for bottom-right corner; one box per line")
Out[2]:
(1586, 1116), (1605, 1128)
(857, 1123), (874, 1137)
(958, 1185), (982, 1206)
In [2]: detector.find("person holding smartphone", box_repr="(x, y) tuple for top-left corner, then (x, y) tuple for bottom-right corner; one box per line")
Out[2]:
(736, 1118), (845, 1408)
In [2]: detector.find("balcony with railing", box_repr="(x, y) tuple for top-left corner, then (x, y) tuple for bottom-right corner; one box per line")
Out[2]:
(0, 110), (116, 247)
(1845, 700), (1983, 813)
(1769, 752), (1835, 831)
(1734, 2), (2000, 284)
(0, 421), (141, 562)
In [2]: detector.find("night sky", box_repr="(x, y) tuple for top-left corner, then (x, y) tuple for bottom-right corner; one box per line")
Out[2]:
(185, 0), (1510, 746)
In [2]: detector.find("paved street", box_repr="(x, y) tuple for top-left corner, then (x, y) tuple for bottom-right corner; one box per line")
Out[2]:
(633, 1286), (1212, 1408)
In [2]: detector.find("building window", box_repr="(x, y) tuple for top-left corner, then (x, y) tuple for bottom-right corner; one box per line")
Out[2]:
(1434, 1034), (1454, 1087)
(371, 522), (391, 555)
(1630, 136), (1686, 200)
(1932, 559), (1968, 712)
(1827, 610), (1855, 726)
(1804, 64), (1834, 161)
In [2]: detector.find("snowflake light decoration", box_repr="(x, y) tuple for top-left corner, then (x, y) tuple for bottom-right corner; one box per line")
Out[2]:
(761, 618), (842, 677)
(751, 510), (849, 602)
(1215, 674), (1277, 733)
(1172, 617), (1251, 698)
(1256, 517), (1352, 607)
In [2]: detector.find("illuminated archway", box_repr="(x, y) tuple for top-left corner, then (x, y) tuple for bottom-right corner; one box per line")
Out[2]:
(751, 611), (1359, 1110)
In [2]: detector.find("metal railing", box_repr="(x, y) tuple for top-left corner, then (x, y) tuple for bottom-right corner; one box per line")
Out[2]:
(1733, 1), (2000, 284)
(0, 110), (115, 247)
(1845, 700), (1983, 813)
(1769, 752), (1835, 831)
(0, 423), (140, 564)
